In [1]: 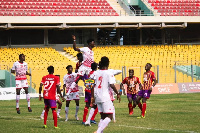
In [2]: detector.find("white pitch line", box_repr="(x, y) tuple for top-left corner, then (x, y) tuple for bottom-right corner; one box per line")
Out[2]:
(117, 125), (197, 133)
(0, 116), (198, 133)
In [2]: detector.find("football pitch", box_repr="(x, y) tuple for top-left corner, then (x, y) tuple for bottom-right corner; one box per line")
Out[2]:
(0, 93), (200, 133)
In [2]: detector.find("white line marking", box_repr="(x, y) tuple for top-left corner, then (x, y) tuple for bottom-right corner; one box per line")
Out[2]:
(117, 125), (197, 133)
(0, 116), (198, 133)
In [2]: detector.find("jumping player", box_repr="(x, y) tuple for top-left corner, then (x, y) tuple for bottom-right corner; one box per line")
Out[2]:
(121, 69), (142, 115)
(69, 35), (95, 92)
(75, 53), (83, 73)
(137, 63), (156, 118)
(91, 56), (121, 133)
(39, 66), (64, 129)
(63, 65), (80, 121)
(83, 62), (98, 126)
(40, 75), (63, 119)
(11, 54), (32, 114)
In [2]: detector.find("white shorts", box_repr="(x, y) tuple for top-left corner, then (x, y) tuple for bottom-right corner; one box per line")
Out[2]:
(97, 100), (114, 114)
(77, 64), (92, 76)
(16, 80), (28, 89)
(64, 92), (80, 101)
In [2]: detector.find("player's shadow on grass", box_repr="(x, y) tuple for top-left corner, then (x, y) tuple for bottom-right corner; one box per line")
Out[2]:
(0, 117), (13, 120)
(127, 115), (139, 118)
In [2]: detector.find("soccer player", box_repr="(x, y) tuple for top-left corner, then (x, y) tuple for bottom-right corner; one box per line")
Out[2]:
(83, 62), (98, 125)
(88, 62), (122, 124)
(11, 54), (32, 114)
(40, 75), (63, 119)
(39, 66), (64, 129)
(121, 69), (142, 115)
(69, 35), (95, 91)
(91, 56), (121, 133)
(63, 65), (80, 121)
(136, 63), (156, 118)
(75, 53), (83, 73)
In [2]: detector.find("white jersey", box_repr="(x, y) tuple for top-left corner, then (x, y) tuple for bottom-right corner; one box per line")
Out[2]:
(108, 69), (122, 76)
(12, 61), (28, 80)
(63, 73), (78, 93)
(94, 70), (116, 103)
(80, 47), (94, 67)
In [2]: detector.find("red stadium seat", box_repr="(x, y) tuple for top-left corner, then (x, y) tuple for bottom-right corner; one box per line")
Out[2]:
(149, 0), (200, 16)
(0, 0), (125, 16)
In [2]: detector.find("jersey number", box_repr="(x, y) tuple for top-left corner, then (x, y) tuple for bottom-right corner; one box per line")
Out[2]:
(44, 81), (54, 90)
(98, 76), (103, 89)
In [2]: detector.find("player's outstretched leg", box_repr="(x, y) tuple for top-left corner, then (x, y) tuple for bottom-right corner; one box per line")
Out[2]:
(75, 99), (79, 121)
(43, 107), (49, 128)
(40, 109), (45, 119)
(128, 103), (133, 115)
(24, 87), (32, 112)
(83, 101), (90, 124)
(91, 107), (98, 124)
(57, 100), (62, 118)
(16, 88), (22, 114)
(65, 100), (70, 121)
(113, 106), (116, 122)
(141, 98), (147, 118)
(127, 95), (133, 115)
(52, 108), (58, 128)
(85, 108), (95, 126)
(96, 113), (112, 133)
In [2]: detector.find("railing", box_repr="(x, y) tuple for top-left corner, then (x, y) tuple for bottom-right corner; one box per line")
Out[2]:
(117, 0), (135, 15)
(174, 61), (200, 83)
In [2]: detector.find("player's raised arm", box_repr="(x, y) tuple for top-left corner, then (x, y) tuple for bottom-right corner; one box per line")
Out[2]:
(110, 84), (121, 103)
(72, 35), (80, 52)
(113, 70), (122, 76)
(39, 83), (43, 101)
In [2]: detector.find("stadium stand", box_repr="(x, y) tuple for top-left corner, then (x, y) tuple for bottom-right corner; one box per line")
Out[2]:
(148, 0), (200, 16)
(1, 45), (200, 92)
(0, 0), (119, 16)
(0, 47), (86, 92)
(64, 45), (200, 83)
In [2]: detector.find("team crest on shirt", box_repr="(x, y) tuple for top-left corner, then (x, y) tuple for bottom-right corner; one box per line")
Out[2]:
(129, 81), (135, 88)
(84, 78), (95, 89)
(143, 74), (148, 82)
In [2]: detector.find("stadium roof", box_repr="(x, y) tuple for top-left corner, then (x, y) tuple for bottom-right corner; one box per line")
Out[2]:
(0, 16), (199, 29)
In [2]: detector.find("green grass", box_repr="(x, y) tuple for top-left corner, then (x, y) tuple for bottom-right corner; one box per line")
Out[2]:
(0, 93), (200, 133)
